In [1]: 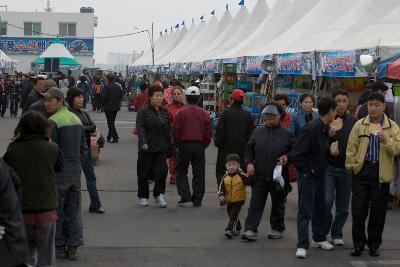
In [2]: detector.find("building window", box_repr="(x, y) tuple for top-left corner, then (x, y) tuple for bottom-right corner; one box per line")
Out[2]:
(0, 21), (7, 35)
(24, 22), (41, 36)
(59, 23), (76, 37)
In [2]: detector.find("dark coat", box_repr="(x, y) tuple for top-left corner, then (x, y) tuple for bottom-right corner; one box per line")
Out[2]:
(291, 119), (330, 178)
(214, 103), (255, 148)
(69, 107), (96, 148)
(0, 158), (29, 267)
(3, 135), (62, 213)
(245, 124), (295, 180)
(136, 105), (171, 153)
(22, 89), (43, 114)
(102, 82), (123, 112)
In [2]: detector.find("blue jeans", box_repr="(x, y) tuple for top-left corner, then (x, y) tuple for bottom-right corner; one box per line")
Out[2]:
(297, 173), (327, 249)
(82, 149), (102, 209)
(324, 165), (352, 239)
(55, 175), (82, 248)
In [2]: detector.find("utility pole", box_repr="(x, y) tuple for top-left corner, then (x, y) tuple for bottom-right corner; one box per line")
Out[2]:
(151, 22), (154, 66)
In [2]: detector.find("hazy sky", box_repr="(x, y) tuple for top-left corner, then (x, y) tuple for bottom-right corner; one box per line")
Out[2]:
(4, 0), (277, 63)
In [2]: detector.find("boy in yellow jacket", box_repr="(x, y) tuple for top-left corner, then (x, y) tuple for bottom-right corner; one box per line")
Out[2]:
(218, 154), (249, 239)
(346, 92), (400, 257)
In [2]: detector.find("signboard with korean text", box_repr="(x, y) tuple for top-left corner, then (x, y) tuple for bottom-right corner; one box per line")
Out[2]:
(204, 59), (218, 74)
(316, 50), (371, 77)
(245, 56), (265, 75)
(190, 62), (203, 75)
(0, 37), (94, 56)
(275, 52), (314, 76)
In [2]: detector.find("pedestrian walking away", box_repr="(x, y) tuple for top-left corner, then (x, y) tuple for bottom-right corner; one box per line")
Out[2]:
(215, 89), (254, 188)
(218, 154), (249, 239)
(324, 90), (357, 247)
(291, 97), (337, 259)
(173, 86), (212, 207)
(241, 102), (295, 242)
(346, 92), (400, 257)
(136, 85), (173, 208)
(102, 74), (123, 143)
(4, 111), (63, 267)
(44, 87), (88, 261)
(67, 87), (105, 214)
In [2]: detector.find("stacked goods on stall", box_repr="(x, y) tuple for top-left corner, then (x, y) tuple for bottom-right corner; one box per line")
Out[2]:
(200, 82), (217, 113)
(218, 63), (237, 113)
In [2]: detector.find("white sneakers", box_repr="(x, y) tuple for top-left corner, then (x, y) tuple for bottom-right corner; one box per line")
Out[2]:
(139, 198), (148, 207)
(296, 248), (307, 259)
(268, 230), (284, 239)
(311, 240), (334, 251)
(332, 239), (344, 246)
(154, 194), (167, 208)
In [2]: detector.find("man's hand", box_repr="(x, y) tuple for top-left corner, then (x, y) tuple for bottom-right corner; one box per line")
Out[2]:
(219, 196), (226, 206)
(378, 131), (387, 144)
(0, 225), (5, 240)
(141, 144), (149, 151)
(277, 155), (288, 165)
(247, 164), (255, 176)
(329, 127), (337, 138)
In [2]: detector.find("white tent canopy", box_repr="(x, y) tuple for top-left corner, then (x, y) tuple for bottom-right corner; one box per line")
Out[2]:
(135, 0), (400, 68)
(40, 41), (74, 59)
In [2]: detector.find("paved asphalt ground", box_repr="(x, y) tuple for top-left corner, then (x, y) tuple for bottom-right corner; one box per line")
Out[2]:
(1, 109), (399, 267)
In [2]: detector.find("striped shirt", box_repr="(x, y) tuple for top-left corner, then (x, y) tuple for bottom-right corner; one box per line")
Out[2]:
(365, 117), (384, 162)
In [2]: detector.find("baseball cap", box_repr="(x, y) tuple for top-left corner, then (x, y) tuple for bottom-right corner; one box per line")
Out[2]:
(231, 89), (244, 100)
(42, 87), (65, 101)
(186, 86), (200, 96)
(262, 104), (280, 116)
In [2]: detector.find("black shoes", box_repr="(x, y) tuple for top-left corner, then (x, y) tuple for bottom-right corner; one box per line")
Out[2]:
(370, 248), (380, 257)
(89, 207), (105, 214)
(56, 246), (67, 259)
(351, 247), (364, 256)
(67, 247), (78, 261)
(177, 198), (191, 206)
(107, 138), (119, 144)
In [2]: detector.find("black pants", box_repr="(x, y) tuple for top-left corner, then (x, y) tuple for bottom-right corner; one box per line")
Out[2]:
(0, 97), (7, 116)
(9, 95), (19, 116)
(175, 141), (206, 204)
(216, 145), (245, 187)
(105, 111), (119, 140)
(137, 151), (168, 199)
(227, 201), (244, 231)
(352, 162), (389, 250)
(95, 94), (103, 111)
(244, 178), (286, 233)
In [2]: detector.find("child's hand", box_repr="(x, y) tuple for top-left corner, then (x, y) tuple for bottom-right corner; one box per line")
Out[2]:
(219, 196), (226, 206)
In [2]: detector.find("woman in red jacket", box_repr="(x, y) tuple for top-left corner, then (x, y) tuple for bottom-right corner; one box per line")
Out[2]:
(167, 86), (185, 184)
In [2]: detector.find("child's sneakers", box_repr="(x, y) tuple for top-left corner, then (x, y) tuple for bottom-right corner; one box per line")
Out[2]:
(224, 229), (233, 239)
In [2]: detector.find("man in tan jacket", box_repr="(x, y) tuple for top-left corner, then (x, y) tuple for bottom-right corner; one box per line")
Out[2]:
(346, 92), (400, 257)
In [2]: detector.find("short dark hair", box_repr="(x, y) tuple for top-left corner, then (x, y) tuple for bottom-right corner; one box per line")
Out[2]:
(66, 87), (84, 107)
(186, 95), (199, 104)
(107, 74), (115, 82)
(140, 82), (149, 92)
(33, 77), (45, 85)
(367, 91), (385, 103)
(274, 94), (290, 106)
(358, 90), (372, 105)
(366, 82), (388, 92)
(225, 154), (240, 164)
(148, 85), (164, 98)
(14, 110), (52, 138)
(331, 89), (348, 99)
(299, 93), (315, 104)
(317, 97), (337, 116)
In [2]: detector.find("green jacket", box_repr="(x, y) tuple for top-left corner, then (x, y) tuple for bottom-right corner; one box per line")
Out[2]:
(3, 135), (61, 212)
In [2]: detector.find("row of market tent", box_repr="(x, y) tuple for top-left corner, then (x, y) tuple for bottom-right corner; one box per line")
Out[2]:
(133, 0), (400, 79)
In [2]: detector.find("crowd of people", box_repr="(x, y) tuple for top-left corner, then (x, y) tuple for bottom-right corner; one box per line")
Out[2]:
(1, 70), (400, 266)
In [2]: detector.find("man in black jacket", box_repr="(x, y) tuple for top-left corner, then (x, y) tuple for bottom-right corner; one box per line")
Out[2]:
(242, 102), (295, 242)
(102, 74), (123, 143)
(0, 158), (29, 267)
(0, 78), (8, 117)
(22, 77), (45, 114)
(20, 71), (36, 109)
(291, 97), (337, 259)
(324, 90), (357, 247)
(215, 89), (255, 187)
